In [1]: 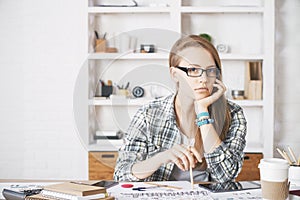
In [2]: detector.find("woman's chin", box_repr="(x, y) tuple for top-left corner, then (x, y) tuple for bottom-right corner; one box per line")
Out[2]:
(194, 92), (210, 100)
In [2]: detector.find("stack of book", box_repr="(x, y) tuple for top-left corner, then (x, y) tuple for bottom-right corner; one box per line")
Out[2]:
(25, 182), (114, 200)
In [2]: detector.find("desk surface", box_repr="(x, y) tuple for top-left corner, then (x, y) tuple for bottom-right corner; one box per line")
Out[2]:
(1, 180), (300, 200)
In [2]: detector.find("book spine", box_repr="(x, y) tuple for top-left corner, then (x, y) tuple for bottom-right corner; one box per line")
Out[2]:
(41, 190), (107, 200)
(42, 190), (74, 200)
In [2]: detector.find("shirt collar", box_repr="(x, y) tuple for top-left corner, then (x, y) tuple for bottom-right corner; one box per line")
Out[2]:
(164, 94), (177, 124)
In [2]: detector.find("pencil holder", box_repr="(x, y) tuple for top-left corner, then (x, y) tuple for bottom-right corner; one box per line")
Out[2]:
(95, 39), (107, 53)
(101, 85), (112, 97)
(117, 89), (129, 97)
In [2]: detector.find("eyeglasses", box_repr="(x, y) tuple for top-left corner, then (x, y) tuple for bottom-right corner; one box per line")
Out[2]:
(176, 65), (220, 78)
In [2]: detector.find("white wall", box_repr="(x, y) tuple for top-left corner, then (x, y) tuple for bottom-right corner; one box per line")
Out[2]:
(274, 0), (300, 157)
(0, 0), (300, 179)
(0, 0), (88, 179)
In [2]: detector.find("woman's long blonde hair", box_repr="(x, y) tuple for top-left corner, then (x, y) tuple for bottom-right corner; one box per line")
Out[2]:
(169, 35), (231, 140)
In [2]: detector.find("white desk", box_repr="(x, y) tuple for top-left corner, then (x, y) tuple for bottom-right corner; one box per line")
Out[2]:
(1, 180), (300, 200)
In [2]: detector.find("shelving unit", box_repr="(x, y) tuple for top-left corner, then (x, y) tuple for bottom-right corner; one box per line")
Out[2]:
(85, 0), (274, 160)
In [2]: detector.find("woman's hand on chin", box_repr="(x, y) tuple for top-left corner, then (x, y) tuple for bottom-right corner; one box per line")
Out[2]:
(194, 79), (226, 112)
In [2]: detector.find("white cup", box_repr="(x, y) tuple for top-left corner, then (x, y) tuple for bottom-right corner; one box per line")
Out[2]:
(258, 158), (290, 200)
(289, 165), (300, 186)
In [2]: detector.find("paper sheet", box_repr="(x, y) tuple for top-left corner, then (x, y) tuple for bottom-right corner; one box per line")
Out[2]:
(107, 181), (270, 200)
(108, 181), (263, 200)
(108, 181), (212, 199)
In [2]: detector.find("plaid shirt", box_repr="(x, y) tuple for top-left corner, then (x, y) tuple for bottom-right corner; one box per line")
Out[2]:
(114, 94), (247, 182)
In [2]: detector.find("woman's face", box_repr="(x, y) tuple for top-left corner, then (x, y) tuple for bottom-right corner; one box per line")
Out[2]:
(173, 47), (218, 100)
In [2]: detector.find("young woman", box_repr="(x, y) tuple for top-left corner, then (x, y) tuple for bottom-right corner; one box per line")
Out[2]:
(114, 35), (247, 183)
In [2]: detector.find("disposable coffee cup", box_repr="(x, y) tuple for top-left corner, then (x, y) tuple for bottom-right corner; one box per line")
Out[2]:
(258, 158), (290, 200)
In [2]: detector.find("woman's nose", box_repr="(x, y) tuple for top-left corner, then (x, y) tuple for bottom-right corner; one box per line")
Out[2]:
(198, 72), (208, 83)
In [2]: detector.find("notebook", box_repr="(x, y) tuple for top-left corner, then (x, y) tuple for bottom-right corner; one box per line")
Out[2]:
(27, 182), (109, 200)
(43, 182), (106, 196)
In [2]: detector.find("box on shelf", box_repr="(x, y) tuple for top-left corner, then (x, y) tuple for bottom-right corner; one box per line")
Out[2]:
(244, 61), (262, 100)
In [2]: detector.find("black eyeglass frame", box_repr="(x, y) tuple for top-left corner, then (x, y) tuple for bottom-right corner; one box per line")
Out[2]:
(176, 65), (221, 78)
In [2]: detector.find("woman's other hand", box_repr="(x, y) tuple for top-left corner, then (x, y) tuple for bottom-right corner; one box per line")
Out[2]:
(160, 144), (202, 171)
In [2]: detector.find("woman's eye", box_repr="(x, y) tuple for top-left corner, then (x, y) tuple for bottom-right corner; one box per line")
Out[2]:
(190, 68), (198, 72)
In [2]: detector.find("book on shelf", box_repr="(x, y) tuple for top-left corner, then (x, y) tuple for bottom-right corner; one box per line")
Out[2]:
(95, 130), (124, 140)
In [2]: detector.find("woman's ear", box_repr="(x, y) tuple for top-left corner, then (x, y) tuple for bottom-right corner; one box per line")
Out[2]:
(170, 66), (179, 83)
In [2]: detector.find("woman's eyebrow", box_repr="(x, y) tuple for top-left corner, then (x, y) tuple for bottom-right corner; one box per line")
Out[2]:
(189, 64), (215, 68)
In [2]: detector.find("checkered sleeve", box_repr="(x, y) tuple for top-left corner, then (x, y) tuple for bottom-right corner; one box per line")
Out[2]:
(113, 106), (149, 182)
(205, 103), (247, 182)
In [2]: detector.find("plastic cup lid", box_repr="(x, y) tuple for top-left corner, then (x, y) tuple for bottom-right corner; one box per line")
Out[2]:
(258, 158), (290, 169)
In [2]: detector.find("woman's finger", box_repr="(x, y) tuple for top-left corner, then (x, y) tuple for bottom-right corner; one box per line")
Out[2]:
(215, 79), (226, 92)
(174, 144), (197, 169)
(174, 158), (185, 171)
(189, 146), (202, 162)
(168, 147), (186, 170)
(180, 153), (189, 170)
(176, 145), (195, 168)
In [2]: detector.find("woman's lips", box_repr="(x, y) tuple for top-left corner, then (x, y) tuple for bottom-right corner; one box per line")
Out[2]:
(194, 87), (209, 92)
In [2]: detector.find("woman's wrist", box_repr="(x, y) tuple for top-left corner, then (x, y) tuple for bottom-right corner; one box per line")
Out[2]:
(195, 111), (214, 127)
(132, 152), (165, 179)
(157, 151), (171, 165)
(194, 101), (208, 114)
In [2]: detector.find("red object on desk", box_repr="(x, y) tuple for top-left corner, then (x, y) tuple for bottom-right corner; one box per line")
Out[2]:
(121, 184), (133, 188)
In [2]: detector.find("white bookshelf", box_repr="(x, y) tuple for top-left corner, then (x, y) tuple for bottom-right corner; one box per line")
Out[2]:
(85, 0), (275, 157)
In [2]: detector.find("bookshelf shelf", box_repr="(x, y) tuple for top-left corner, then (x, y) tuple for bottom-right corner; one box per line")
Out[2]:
(180, 6), (264, 14)
(88, 53), (264, 61)
(231, 100), (263, 107)
(88, 7), (171, 14)
(89, 98), (153, 106)
(89, 98), (263, 107)
(219, 54), (264, 61)
(88, 53), (169, 60)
